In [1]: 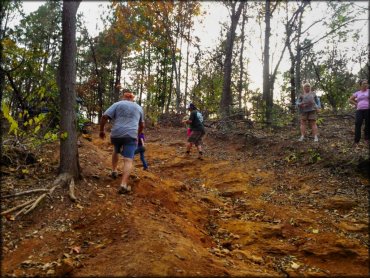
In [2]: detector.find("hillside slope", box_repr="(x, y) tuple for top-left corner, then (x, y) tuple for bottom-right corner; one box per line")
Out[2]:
(2, 116), (369, 277)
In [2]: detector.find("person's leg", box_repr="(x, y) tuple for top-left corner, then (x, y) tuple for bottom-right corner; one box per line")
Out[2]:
(355, 110), (364, 143)
(112, 151), (119, 172)
(140, 151), (148, 169)
(196, 144), (203, 159)
(186, 142), (193, 154)
(121, 157), (134, 187)
(111, 138), (122, 178)
(363, 109), (369, 141)
(310, 120), (318, 141)
(299, 118), (306, 140)
(118, 139), (137, 193)
(195, 131), (205, 159)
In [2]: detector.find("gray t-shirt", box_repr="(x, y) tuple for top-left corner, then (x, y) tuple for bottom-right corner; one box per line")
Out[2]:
(103, 100), (144, 139)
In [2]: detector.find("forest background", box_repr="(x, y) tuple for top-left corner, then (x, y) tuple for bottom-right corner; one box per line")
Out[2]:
(1, 0), (369, 153)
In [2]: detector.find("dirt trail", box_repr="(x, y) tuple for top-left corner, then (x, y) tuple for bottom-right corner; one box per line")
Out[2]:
(2, 125), (369, 277)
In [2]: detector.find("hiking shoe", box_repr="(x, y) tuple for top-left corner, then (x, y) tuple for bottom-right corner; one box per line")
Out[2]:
(111, 171), (118, 179)
(298, 136), (304, 142)
(314, 136), (319, 142)
(118, 184), (128, 194)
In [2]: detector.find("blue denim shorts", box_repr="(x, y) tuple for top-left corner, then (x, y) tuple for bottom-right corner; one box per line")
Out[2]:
(111, 137), (138, 159)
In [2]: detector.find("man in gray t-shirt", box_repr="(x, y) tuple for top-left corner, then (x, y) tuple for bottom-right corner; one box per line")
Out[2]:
(99, 89), (145, 194)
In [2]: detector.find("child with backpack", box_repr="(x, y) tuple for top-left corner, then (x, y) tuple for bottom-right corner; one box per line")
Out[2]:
(183, 103), (206, 159)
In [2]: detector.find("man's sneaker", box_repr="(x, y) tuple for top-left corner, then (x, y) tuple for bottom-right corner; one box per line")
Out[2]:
(118, 184), (128, 194)
(314, 136), (319, 142)
(298, 136), (304, 142)
(111, 171), (118, 179)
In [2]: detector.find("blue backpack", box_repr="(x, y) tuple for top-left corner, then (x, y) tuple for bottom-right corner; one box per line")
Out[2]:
(196, 111), (203, 123)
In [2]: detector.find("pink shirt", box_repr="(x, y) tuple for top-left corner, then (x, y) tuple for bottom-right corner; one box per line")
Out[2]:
(353, 89), (369, 110)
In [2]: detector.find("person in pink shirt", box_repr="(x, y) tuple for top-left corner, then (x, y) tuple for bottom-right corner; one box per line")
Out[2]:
(349, 79), (369, 145)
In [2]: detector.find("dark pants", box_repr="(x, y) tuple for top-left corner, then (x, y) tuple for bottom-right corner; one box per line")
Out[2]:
(355, 109), (370, 143)
(135, 146), (148, 169)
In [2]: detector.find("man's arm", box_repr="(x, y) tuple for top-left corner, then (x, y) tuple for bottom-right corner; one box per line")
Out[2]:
(99, 114), (110, 139)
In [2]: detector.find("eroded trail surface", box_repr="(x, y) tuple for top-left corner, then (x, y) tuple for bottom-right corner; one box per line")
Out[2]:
(2, 125), (369, 277)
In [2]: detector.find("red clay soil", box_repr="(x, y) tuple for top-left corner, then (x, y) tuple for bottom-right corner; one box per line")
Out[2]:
(1, 122), (369, 277)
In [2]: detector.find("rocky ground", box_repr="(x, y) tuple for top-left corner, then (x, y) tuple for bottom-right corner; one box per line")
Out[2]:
(1, 114), (369, 277)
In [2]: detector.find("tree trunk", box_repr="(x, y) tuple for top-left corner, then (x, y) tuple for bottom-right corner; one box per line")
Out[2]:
(0, 1), (5, 145)
(220, 2), (244, 118)
(238, 8), (247, 110)
(289, 62), (296, 112)
(139, 42), (146, 106)
(172, 51), (181, 112)
(59, 0), (81, 178)
(368, 0), (370, 91)
(175, 34), (183, 112)
(88, 37), (104, 122)
(98, 74), (104, 122)
(294, 11), (304, 101)
(262, 0), (271, 125)
(184, 27), (191, 112)
(166, 52), (173, 114)
(161, 52), (168, 113)
(146, 43), (152, 115)
(114, 55), (122, 102)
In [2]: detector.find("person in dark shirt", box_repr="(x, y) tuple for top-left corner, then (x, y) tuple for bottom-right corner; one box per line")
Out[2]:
(184, 103), (206, 160)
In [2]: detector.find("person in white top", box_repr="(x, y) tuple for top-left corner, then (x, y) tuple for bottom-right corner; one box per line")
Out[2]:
(296, 83), (321, 142)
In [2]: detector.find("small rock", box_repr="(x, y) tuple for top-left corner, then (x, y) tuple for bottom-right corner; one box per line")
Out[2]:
(291, 262), (300, 269)
(55, 258), (74, 276)
(46, 269), (55, 275)
(174, 253), (186, 260)
(323, 197), (356, 210)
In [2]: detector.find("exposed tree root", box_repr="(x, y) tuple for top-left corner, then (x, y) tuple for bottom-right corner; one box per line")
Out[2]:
(1, 198), (37, 216)
(2, 189), (49, 199)
(68, 178), (77, 202)
(1, 173), (78, 220)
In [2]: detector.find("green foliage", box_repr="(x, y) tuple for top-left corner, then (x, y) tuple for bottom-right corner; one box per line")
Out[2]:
(43, 130), (59, 142)
(60, 132), (68, 141)
(308, 148), (321, 164)
(2, 102), (20, 135)
(77, 112), (90, 131)
(316, 117), (324, 126)
(191, 71), (223, 117)
(285, 152), (300, 163)
(146, 107), (161, 126)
